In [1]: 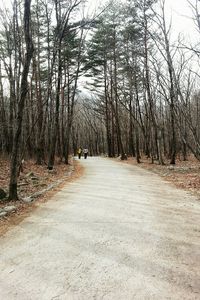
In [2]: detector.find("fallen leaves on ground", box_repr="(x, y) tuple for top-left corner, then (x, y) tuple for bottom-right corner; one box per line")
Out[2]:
(0, 156), (83, 235)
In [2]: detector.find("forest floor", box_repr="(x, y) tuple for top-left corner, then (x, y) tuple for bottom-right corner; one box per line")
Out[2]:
(118, 156), (200, 199)
(0, 156), (83, 235)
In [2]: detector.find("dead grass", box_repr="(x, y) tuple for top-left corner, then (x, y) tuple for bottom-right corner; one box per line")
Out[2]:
(0, 157), (84, 236)
(0, 157), (74, 200)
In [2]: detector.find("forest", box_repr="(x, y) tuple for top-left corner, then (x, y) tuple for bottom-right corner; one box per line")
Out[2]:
(0, 0), (200, 200)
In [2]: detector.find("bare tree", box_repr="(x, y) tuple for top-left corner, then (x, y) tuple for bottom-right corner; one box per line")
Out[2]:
(9, 0), (34, 200)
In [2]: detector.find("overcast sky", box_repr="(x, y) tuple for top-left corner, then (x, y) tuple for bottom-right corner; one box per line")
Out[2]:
(164, 0), (198, 41)
(0, 0), (198, 42)
(87, 0), (198, 42)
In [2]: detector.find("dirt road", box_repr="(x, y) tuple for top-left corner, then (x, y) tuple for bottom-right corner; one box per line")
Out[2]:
(0, 157), (200, 299)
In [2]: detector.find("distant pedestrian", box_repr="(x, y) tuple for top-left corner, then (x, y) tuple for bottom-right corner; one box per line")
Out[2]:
(77, 147), (82, 159)
(83, 148), (88, 159)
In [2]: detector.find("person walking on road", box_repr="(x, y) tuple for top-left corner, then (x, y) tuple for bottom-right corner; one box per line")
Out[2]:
(77, 147), (82, 159)
(83, 148), (88, 159)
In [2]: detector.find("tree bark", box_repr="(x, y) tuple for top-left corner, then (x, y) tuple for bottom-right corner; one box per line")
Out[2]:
(9, 0), (34, 200)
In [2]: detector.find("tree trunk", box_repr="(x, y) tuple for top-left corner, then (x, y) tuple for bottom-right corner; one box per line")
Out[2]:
(9, 0), (34, 200)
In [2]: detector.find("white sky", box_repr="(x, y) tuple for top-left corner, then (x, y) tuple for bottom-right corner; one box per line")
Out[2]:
(163, 0), (198, 42)
(0, 0), (197, 41)
(87, 0), (198, 42)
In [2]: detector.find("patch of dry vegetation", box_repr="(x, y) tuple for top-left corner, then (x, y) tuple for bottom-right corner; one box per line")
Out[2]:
(0, 157), (72, 197)
(0, 157), (83, 235)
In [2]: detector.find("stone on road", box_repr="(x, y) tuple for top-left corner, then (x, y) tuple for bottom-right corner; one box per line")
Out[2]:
(0, 157), (200, 300)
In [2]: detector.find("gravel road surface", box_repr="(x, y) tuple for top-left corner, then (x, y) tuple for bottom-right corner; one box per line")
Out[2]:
(0, 157), (200, 300)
